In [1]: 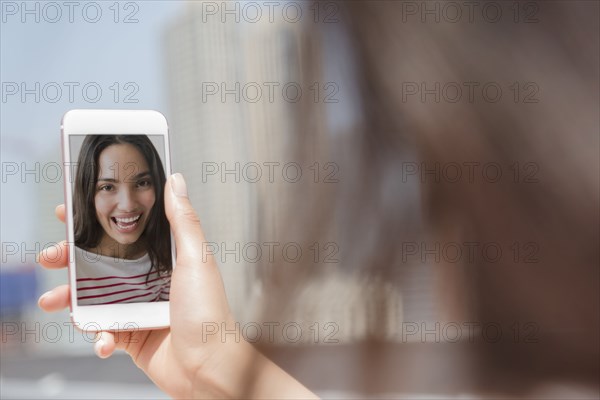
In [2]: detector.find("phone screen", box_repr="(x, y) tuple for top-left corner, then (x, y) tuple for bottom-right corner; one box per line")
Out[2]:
(68, 134), (172, 306)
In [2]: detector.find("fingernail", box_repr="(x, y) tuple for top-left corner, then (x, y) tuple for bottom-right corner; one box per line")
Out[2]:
(171, 173), (188, 198)
(38, 290), (52, 306)
(94, 338), (107, 358)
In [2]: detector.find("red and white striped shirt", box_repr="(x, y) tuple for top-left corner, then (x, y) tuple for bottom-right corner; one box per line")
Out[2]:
(75, 246), (171, 305)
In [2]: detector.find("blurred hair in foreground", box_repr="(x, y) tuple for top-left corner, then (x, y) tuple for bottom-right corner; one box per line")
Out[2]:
(253, 0), (599, 397)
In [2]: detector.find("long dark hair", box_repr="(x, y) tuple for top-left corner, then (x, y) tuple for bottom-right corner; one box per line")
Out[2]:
(73, 134), (172, 278)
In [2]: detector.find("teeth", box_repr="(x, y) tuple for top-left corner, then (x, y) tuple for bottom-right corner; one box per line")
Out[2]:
(114, 214), (141, 223)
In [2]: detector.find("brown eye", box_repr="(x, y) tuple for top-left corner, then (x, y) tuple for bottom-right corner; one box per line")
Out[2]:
(137, 179), (152, 188)
(98, 184), (114, 192)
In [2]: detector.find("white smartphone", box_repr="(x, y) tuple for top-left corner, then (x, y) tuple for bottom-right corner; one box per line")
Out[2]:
(61, 109), (175, 332)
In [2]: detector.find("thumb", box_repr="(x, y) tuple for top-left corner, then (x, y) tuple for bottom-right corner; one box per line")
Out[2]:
(164, 173), (211, 268)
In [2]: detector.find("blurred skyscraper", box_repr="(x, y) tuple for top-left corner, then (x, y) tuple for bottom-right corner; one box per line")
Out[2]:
(163, 2), (407, 341)
(164, 3), (291, 318)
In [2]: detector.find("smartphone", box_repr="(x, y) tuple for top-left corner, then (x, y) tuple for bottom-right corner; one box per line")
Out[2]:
(61, 109), (175, 332)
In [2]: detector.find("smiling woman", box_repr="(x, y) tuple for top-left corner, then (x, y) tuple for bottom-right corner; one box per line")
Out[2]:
(72, 135), (172, 305)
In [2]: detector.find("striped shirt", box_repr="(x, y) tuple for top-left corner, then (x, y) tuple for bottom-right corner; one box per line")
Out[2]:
(75, 246), (171, 306)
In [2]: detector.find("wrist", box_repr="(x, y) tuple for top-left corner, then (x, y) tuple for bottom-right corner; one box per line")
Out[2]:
(192, 336), (318, 399)
(190, 336), (248, 398)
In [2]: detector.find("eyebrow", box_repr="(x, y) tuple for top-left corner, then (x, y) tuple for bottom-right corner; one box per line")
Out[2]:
(97, 171), (151, 183)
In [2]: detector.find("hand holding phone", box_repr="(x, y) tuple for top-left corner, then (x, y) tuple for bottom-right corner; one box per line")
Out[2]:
(38, 173), (241, 397)
(39, 174), (317, 399)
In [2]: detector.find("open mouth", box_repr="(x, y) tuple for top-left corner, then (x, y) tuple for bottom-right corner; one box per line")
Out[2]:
(111, 213), (142, 233)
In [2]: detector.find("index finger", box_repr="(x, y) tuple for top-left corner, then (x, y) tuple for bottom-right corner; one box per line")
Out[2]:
(39, 241), (69, 269)
(55, 204), (65, 223)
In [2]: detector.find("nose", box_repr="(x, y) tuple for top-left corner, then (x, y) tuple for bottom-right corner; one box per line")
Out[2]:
(116, 186), (138, 211)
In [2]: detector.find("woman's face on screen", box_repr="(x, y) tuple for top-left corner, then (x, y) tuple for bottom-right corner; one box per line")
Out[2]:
(94, 143), (156, 249)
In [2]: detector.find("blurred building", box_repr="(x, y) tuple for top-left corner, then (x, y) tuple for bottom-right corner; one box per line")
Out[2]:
(164, 3), (305, 319)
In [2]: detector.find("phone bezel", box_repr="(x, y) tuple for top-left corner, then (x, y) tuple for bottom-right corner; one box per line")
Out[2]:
(61, 109), (175, 332)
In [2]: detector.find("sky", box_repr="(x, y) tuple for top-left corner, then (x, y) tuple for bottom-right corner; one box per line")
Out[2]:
(1, 1), (184, 264)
